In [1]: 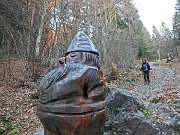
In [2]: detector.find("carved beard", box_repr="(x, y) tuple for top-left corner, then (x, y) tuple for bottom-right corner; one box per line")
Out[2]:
(40, 52), (100, 103)
(40, 51), (100, 93)
(39, 62), (102, 103)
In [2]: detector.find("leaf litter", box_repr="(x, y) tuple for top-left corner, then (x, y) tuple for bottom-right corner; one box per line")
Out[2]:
(0, 60), (180, 134)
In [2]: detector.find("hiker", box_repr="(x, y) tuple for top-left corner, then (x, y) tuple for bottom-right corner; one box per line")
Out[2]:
(141, 58), (151, 84)
(166, 53), (174, 63)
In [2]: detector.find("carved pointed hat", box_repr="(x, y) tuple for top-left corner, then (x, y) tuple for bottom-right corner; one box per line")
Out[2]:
(65, 31), (99, 56)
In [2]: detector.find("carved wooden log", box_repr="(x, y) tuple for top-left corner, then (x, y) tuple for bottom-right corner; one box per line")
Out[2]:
(37, 31), (107, 135)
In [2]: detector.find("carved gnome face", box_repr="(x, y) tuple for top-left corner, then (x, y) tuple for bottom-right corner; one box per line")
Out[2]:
(65, 31), (100, 68)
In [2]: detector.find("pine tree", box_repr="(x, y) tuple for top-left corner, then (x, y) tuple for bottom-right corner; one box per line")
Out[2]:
(173, 0), (180, 60)
(160, 22), (174, 58)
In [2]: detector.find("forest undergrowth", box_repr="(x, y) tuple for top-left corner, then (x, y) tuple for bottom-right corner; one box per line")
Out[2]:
(0, 59), (179, 135)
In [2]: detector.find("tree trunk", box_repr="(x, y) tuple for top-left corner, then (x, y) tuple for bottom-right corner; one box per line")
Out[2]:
(157, 49), (161, 61)
(175, 45), (180, 61)
(35, 5), (48, 58)
(173, 35), (180, 62)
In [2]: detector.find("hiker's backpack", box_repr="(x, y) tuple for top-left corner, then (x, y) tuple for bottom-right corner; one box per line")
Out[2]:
(142, 63), (148, 71)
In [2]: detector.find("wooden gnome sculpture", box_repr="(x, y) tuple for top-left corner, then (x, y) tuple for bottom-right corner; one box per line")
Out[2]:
(37, 31), (107, 135)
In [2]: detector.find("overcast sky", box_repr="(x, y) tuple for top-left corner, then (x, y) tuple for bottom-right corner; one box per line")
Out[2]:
(133, 0), (176, 35)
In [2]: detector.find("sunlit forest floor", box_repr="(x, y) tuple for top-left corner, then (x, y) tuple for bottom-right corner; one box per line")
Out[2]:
(0, 59), (179, 134)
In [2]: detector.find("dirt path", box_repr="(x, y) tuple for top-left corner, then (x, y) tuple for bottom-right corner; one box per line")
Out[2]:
(130, 62), (180, 127)
(132, 65), (176, 103)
